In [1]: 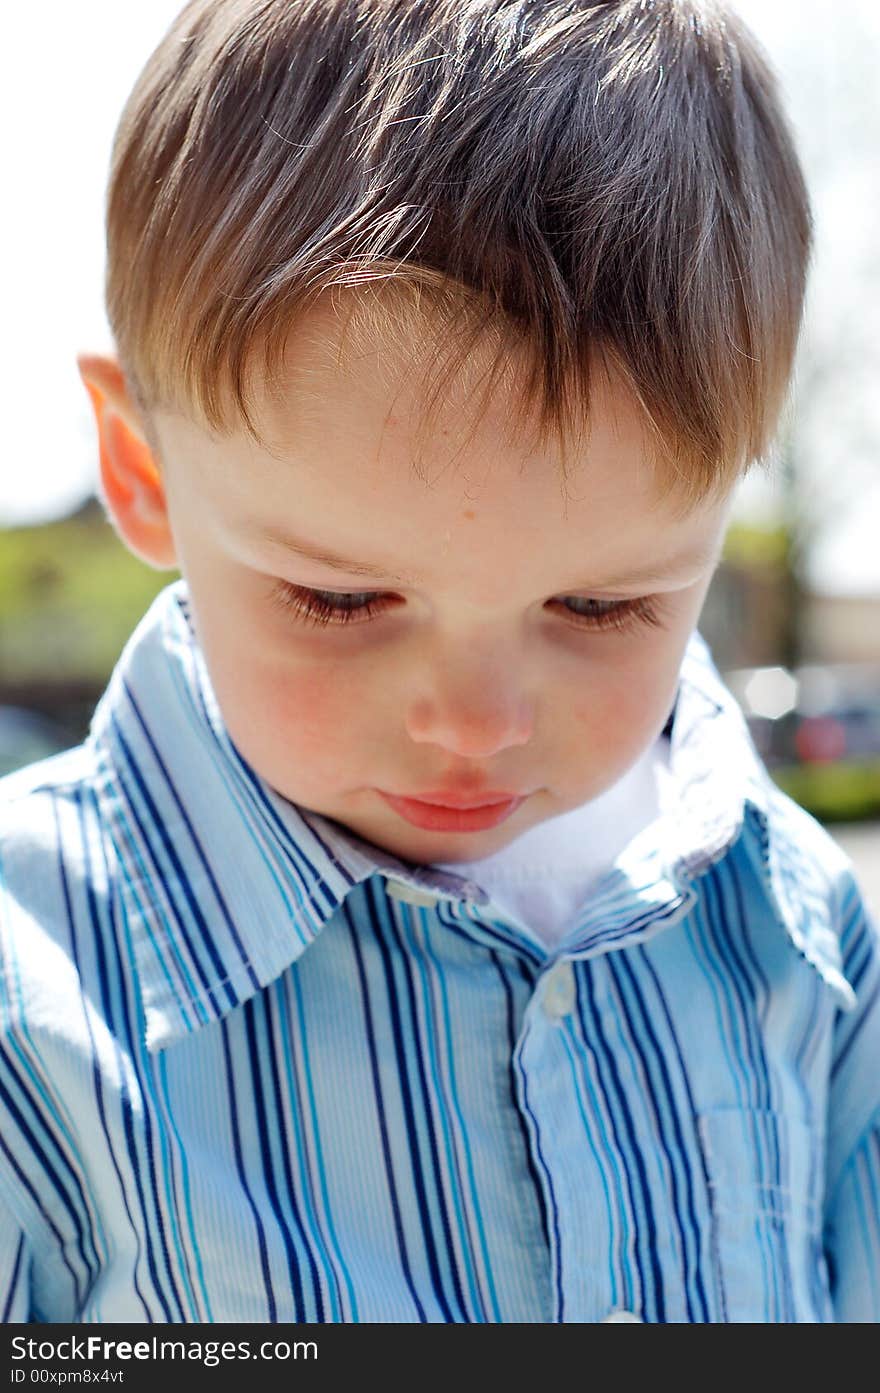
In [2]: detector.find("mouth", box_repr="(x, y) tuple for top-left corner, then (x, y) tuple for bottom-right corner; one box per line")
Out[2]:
(376, 790), (528, 833)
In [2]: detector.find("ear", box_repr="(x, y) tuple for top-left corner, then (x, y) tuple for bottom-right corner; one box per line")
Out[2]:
(77, 353), (178, 571)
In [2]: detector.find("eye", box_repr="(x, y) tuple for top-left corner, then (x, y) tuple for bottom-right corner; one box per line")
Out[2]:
(550, 593), (666, 634)
(269, 579), (666, 635)
(268, 580), (394, 627)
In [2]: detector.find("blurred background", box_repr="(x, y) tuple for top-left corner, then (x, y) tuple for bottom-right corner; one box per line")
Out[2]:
(1, 1), (879, 914)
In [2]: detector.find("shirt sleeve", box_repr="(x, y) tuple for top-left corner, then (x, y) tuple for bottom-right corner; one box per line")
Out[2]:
(823, 869), (880, 1322)
(0, 1209), (30, 1322)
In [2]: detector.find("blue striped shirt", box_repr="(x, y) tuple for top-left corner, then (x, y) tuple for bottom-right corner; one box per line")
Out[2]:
(1, 579), (878, 1323)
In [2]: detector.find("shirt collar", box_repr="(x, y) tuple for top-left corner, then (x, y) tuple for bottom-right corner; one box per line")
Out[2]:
(644, 635), (854, 1013)
(88, 580), (853, 1053)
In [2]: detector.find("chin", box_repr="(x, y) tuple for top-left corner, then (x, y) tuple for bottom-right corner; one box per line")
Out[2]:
(407, 824), (521, 865)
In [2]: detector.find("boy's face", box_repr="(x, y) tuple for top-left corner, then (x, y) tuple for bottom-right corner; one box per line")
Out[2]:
(85, 302), (733, 865)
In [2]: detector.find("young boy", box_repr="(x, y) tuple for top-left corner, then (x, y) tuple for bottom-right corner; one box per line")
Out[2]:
(1, 0), (877, 1324)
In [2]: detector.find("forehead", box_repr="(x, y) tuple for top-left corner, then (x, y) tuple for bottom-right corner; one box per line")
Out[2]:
(158, 294), (730, 592)
(249, 294), (665, 499)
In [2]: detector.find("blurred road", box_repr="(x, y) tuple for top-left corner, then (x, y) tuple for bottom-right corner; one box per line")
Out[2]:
(826, 820), (880, 924)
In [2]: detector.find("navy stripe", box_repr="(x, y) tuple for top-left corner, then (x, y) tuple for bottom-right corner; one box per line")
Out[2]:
(492, 950), (549, 1254)
(638, 945), (727, 1322)
(722, 856), (794, 1322)
(366, 884), (455, 1320)
(514, 1020), (565, 1321)
(832, 978), (880, 1080)
(614, 951), (709, 1321)
(71, 790), (154, 1321)
(261, 987), (327, 1319)
(241, 997), (307, 1320)
(2, 1231), (25, 1321)
(346, 900), (427, 1321)
(578, 965), (664, 1321)
(220, 1019), (278, 1322)
(0, 1046), (98, 1308)
(111, 715), (228, 1017)
(0, 1124), (85, 1313)
(121, 689), (260, 997)
(59, 795), (178, 1323)
(386, 902), (472, 1320)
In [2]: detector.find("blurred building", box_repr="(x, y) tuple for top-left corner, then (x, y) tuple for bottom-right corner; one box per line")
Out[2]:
(701, 548), (880, 672)
(700, 559), (792, 670)
(800, 593), (880, 663)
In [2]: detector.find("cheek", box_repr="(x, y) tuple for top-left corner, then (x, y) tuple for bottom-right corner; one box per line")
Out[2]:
(256, 660), (363, 751)
(204, 636), (365, 770)
(570, 684), (649, 745)
(568, 645), (680, 746)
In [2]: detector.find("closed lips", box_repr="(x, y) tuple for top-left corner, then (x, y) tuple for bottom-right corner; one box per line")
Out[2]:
(400, 792), (521, 808)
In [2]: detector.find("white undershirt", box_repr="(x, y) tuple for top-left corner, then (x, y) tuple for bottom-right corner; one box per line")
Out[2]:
(433, 736), (674, 948)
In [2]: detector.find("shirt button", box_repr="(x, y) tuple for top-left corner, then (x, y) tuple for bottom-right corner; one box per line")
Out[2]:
(384, 878), (442, 908)
(601, 1309), (643, 1322)
(541, 961), (577, 1020)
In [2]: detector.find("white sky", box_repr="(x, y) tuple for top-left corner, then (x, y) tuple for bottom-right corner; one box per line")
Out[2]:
(2, 1), (879, 593)
(0, 2), (186, 522)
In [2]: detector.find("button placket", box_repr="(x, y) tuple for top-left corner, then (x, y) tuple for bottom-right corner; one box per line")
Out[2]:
(540, 961), (577, 1020)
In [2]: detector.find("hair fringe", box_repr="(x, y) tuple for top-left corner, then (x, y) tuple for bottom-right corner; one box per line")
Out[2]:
(105, 0), (813, 502)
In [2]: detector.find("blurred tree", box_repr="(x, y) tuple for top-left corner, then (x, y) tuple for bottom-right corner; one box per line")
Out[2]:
(0, 498), (171, 724)
(769, 0), (880, 654)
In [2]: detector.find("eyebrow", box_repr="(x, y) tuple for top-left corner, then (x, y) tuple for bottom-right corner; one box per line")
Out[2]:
(256, 524), (720, 589)
(583, 543), (723, 588)
(257, 525), (417, 583)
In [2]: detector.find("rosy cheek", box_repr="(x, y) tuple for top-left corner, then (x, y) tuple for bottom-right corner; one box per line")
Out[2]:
(570, 677), (658, 748)
(571, 668), (630, 724)
(212, 662), (359, 800)
(572, 691), (626, 739)
(258, 663), (354, 747)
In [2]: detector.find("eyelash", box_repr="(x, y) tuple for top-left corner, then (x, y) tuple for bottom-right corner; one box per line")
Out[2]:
(268, 580), (666, 635)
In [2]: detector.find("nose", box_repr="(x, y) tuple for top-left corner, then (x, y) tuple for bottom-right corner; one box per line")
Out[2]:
(404, 644), (534, 757)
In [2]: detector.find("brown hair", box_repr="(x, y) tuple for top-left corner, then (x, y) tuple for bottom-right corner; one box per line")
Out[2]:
(106, 0), (813, 504)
